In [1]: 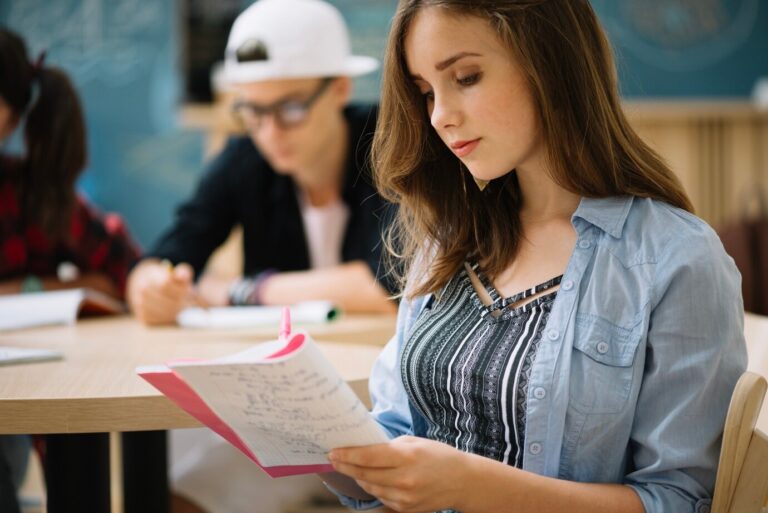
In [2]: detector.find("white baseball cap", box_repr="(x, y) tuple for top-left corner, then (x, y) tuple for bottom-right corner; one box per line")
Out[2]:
(222, 0), (379, 84)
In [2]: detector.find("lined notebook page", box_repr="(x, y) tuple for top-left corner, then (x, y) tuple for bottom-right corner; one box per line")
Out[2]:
(170, 335), (388, 468)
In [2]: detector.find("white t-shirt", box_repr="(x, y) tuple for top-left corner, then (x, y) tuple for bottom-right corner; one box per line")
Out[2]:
(298, 192), (350, 269)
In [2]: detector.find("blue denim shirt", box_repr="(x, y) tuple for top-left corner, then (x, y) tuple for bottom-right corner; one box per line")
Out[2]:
(335, 196), (747, 513)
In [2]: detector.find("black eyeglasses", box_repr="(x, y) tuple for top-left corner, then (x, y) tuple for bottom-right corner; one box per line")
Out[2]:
(231, 78), (333, 131)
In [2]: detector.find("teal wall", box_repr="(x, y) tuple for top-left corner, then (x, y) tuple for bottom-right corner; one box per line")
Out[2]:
(1, 0), (206, 248)
(320, 0), (398, 102)
(337, 0), (768, 98)
(592, 0), (768, 97)
(2, 0), (766, 249)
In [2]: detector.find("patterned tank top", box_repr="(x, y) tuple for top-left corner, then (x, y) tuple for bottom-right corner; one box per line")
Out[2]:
(402, 263), (561, 470)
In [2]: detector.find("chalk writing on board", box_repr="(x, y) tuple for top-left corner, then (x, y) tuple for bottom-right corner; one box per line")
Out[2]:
(6, 0), (166, 85)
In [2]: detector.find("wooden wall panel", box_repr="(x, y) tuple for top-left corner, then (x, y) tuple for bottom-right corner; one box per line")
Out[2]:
(627, 101), (768, 228)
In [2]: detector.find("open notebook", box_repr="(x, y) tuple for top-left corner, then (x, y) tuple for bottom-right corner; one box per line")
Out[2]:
(137, 310), (387, 477)
(0, 288), (125, 331)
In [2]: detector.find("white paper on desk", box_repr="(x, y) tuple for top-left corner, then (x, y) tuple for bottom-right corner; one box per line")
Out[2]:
(177, 300), (339, 329)
(0, 346), (63, 366)
(169, 332), (388, 468)
(0, 288), (125, 331)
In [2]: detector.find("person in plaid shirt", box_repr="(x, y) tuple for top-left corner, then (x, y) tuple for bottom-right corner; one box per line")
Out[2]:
(0, 38), (139, 296)
(0, 28), (168, 513)
(0, 162), (140, 296)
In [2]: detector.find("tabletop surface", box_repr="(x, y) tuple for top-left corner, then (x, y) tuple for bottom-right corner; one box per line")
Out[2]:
(0, 314), (396, 434)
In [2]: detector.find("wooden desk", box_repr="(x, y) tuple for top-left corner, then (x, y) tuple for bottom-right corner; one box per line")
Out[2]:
(0, 315), (396, 434)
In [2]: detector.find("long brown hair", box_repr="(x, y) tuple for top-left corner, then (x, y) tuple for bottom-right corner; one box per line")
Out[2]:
(0, 28), (87, 239)
(373, 0), (693, 298)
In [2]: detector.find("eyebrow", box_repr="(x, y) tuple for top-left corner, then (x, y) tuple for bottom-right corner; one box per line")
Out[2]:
(436, 51), (481, 71)
(410, 51), (482, 79)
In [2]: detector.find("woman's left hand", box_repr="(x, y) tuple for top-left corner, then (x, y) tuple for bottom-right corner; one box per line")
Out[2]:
(329, 435), (469, 513)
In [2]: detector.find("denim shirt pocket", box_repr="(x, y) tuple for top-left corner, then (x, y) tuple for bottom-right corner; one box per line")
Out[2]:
(569, 313), (642, 414)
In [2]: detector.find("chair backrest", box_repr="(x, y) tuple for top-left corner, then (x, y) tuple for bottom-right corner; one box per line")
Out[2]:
(711, 371), (768, 513)
(745, 313), (768, 432)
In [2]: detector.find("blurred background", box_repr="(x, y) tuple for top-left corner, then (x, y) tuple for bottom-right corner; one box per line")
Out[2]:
(1, 0), (767, 248)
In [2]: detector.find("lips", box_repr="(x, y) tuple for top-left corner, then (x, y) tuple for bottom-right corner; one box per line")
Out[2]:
(269, 148), (293, 160)
(450, 138), (480, 157)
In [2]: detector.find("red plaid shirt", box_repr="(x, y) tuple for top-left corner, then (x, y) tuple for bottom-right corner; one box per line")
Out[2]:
(0, 161), (141, 297)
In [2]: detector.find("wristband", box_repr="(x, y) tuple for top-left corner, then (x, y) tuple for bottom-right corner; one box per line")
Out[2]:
(228, 269), (277, 306)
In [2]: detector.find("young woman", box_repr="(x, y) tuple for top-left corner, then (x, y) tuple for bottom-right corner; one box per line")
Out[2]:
(0, 28), (167, 513)
(323, 2), (747, 512)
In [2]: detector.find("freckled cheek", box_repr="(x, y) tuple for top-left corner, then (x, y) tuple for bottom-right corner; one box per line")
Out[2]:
(482, 109), (525, 148)
(495, 98), (538, 142)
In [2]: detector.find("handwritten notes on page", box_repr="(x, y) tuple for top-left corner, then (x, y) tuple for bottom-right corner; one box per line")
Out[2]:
(138, 332), (388, 477)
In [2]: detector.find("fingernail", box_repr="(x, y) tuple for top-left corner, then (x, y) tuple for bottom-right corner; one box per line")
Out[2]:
(327, 451), (337, 461)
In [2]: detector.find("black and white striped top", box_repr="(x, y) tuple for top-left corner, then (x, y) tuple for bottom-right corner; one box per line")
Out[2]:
(402, 263), (561, 469)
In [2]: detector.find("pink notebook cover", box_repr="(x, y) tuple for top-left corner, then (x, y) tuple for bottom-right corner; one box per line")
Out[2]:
(137, 332), (334, 477)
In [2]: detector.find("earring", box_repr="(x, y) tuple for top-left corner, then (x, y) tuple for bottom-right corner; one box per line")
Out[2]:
(460, 162), (489, 192)
(473, 177), (489, 191)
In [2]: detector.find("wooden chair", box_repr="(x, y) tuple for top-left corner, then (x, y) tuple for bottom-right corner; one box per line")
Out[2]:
(711, 371), (768, 513)
(745, 313), (768, 433)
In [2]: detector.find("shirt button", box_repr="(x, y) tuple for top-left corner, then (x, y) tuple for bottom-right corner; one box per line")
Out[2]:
(561, 280), (574, 291)
(533, 387), (546, 399)
(596, 341), (609, 354)
(578, 239), (591, 249)
(529, 443), (542, 455)
(699, 505), (710, 513)
(547, 329), (559, 341)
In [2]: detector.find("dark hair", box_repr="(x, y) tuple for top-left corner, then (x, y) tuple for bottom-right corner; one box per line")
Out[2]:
(373, 0), (694, 298)
(0, 27), (87, 239)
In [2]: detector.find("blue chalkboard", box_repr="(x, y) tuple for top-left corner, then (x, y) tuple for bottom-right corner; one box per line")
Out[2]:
(592, 0), (768, 97)
(333, 0), (768, 98)
(332, 0), (768, 98)
(0, 0), (205, 248)
(324, 0), (399, 102)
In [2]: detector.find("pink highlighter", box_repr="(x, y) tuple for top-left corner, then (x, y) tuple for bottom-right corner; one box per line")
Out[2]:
(279, 306), (291, 342)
